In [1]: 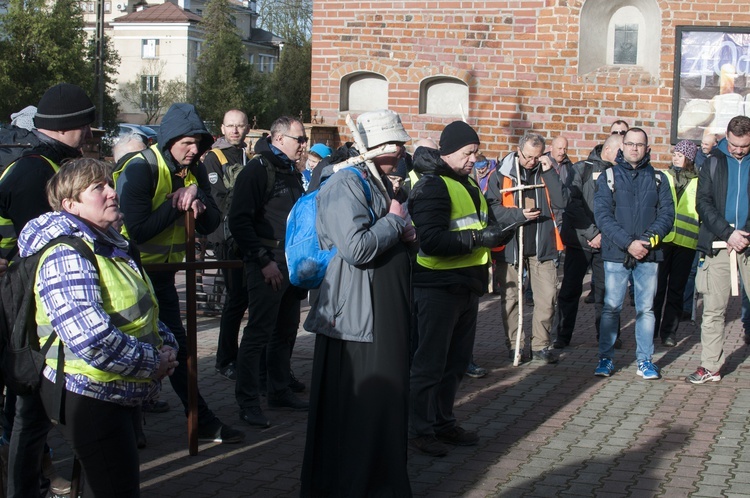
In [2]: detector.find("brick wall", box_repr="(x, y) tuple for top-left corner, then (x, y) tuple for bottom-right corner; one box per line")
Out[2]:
(310, 0), (750, 166)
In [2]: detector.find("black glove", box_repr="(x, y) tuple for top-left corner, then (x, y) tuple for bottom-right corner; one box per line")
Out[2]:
(642, 231), (659, 248)
(474, 225), (514, 248)
(624, 253), (637, 270)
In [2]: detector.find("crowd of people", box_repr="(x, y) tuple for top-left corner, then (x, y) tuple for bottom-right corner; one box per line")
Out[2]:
(1, 82), (750, 497)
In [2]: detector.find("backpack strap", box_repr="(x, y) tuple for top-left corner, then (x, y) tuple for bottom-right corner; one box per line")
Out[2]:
(139, 147), (159, 196)
(211, 148), (229, 168)
(33, 236), (98, 422)
(343, 167), (376, 222)
(253, 154), (276, 205)
(708, 155), (718, 180)
(582, 161), (594, 187)
(605, 167), (615, 193)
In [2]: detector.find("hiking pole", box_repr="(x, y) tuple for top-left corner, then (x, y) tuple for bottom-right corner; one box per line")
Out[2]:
(513, 223), (524, 366)
(513, 159), (525, 367)
(345, 114), (391, 201)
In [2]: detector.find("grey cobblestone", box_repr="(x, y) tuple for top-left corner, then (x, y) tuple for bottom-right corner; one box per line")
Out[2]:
(34, 272), (750, 497)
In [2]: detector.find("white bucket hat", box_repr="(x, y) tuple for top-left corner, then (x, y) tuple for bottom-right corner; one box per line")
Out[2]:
(356, 109), (411, 149)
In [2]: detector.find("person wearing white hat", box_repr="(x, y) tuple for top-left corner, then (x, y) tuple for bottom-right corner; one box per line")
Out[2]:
(301, 109), (416, 496)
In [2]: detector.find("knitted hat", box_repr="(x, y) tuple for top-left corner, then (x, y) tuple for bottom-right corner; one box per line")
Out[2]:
(356, 110), (411, 149)
(439, 121), (480, 155)
(34, 83), (95, 131)
(674, 139), (698, 162)
(10, 105), (37, 131)
(309, 143), (332, 159)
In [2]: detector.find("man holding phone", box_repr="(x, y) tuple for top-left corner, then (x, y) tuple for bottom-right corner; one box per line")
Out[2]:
(486, 133), (567, 363)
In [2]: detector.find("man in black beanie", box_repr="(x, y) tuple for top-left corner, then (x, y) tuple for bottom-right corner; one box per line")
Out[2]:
(408, 121), (513, 456)
(1, 82), (95, 498)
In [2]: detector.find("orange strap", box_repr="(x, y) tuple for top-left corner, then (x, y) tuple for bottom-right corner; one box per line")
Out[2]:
(500, 175), (563, 251)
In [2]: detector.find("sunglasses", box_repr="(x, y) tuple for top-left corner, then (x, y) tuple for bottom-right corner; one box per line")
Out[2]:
(284, 134), (309, 144)
(611, 130), (628, 136)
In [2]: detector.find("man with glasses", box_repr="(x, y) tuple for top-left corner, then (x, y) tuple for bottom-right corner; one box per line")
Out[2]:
(228, 116), (308, 427)
(586, 120), (631, 305)
(589, 120), (629, 161)
(688, 115), (750, 384)
(486, 133), (566, 363)
(204, 109), (250, 381)
(593, 128), (674, 380)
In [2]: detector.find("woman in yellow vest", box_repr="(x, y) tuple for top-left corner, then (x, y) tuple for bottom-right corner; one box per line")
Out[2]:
(17, 158), (178, 497)
(653, 140), (700, 347)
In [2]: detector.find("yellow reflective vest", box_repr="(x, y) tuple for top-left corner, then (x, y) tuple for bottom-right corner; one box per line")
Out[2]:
(35, 240), (163, 383)
(662, 172), (699, 250)
(417, 175), (490, 270)
(0, 156), (59, 257)
(113, 144), (198, 264)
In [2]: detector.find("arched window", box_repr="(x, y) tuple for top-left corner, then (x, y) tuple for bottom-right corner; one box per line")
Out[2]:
(579, 0), (660, 78)
(419, 77), (469, 116)
(340, 72), (387, 112)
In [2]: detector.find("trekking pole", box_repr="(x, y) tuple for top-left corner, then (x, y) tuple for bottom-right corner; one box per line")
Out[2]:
(513, 224), (524, 366)
(345, 114), (391, 201)
(513, 159), (524, 367)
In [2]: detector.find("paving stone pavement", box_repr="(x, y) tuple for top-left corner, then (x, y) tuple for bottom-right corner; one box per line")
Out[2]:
(44, 274), (750, 497)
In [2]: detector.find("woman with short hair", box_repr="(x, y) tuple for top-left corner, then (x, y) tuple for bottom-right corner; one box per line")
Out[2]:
(17, 158), (178, 497)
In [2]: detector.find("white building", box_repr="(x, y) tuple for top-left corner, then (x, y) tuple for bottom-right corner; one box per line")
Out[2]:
(82, 0), (282, 123)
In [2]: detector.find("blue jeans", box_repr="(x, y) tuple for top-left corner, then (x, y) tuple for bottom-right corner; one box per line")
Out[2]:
(599, 261), (658, 362)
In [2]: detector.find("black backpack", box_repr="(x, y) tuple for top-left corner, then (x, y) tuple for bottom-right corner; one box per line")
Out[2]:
(0, 126), (42, 175)
(0, 236), (97, 401)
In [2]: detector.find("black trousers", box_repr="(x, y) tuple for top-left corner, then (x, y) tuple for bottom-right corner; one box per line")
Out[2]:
(40, 379), (140, 498)
(235, 261), (300, 409)
(555, 246), (605, 344)
(215, 260), (247, 370)
(409, 286), (477, 436)
(653, 243), (696, 339)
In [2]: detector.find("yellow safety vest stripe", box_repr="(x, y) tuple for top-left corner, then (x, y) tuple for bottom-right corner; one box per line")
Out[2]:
(0, 156), (59, 255)
(113, 144), (197, 264)
(35, 241), (162, 384)
(662, 173), (699, 249)
(417, 175), (490, 270)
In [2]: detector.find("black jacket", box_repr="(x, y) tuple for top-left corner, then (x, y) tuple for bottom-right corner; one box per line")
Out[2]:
(227, 136), (304, 268)
(560, 151), (614, 252)
(485, 152), (566, 264)
(0, 126), (43, 169)
(696, 148), (750, 255)
(0, 131), (82, 259)
(116, 103), (220, 246)
(408, 147), (493, 296)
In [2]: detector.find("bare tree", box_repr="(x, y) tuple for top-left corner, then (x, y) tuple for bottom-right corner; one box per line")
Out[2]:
(255, 0), (312, 46)
(119, 60), (187, 124)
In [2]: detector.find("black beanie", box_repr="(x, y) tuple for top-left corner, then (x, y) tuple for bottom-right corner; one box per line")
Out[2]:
(439, 121), (480, 155)
(34, 83), (96, 131)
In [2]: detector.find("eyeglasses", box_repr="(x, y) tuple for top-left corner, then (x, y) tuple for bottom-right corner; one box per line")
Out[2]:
(519, 149), (541, 163)
(284, 134), (308, 144)
(611, 130), (628, 136)
(623, 142), (647, 149)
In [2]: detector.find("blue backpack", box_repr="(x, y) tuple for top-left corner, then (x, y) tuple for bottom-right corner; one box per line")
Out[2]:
(285, 167), (374, 289)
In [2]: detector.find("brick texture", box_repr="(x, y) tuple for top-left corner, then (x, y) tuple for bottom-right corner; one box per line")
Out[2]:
(310, 1), (739, 165)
